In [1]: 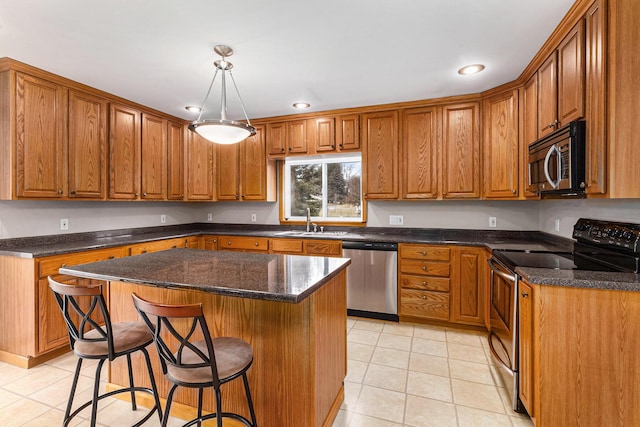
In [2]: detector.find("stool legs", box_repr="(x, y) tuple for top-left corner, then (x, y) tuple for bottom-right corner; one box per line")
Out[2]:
(62, 358), (83, 427)
(243, 373), (257, 426)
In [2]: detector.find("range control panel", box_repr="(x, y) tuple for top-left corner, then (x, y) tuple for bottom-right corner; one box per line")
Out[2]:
(573, 218), (640, 253)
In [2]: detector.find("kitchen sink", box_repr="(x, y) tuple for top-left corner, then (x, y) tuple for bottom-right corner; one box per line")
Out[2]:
(273, 230), (349, 237)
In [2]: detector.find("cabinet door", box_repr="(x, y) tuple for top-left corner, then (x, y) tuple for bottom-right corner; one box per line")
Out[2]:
(217, 144), (240, 200)
(38, 275), (78, 353)
(186, 132), (215, 200)
(109, 103), (141, 199)
(518, 281), (534, 416)
(537, 53), (558, 137)
(362, 110), (399, 199)
(266, 122), (286, 156)
(522, 78), (540, 198)
(15, 73), (67, 198)
(401, 106), (439, 199)
(441, 102), (480, 198)
(202, 236), (218, 250)
(140, 113), (167, 200)
(241, 125), (274, 201)
(557, 20), (585, 127)
(450, 247), (485, 326)
(287, 120), (308, 154)
(312, 117), (336, 152)
(68, 89), (107, 199)
(167, 120), (185, 200)
(483, 90), (519, 198)
(336, 114), (360, 151)
(584, 0), (607, 195)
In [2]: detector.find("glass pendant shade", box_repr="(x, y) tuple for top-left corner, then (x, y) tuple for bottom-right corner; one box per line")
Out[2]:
(189, 120), (255, 145)
(189, 45), (255, 145)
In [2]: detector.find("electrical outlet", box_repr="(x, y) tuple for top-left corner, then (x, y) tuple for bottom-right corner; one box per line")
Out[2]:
(489, 217), (497, 228)
(251, 213), (257, 222)
(160, 214), (166, 224)
(60, 218), (69, 230)
(554, 219), (560, 232)
(389, 215), (404, 226)
(207, 213), (213, 222)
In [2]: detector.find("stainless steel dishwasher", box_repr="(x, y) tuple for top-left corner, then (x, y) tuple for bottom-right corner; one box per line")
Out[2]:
(342, 241), (398, 321)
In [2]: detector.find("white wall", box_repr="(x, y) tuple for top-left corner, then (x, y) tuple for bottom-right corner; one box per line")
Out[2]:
(193, 202), (281, 225)
(0, 201), (198, 238)
(539, 198), (640, 238)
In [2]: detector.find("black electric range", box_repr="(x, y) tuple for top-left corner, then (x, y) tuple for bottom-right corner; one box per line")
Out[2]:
(493, 218), (640, 273)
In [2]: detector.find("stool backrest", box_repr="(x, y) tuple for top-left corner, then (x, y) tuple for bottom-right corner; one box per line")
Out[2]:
(48, 276), (115, 359)
(131, 293), (221, 387)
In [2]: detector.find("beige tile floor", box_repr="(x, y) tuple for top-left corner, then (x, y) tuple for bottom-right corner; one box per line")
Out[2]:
(0, 318), (534, 427)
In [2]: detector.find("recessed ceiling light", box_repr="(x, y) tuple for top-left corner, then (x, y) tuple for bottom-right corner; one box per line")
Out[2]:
(293, 102), (311, 109)
(458, 64), (485, 75)
(185, 105), (202, 113)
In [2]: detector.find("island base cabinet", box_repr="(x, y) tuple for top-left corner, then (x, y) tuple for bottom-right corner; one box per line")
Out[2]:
(107, 273), (347, 427)
(528, 284), (640, 427)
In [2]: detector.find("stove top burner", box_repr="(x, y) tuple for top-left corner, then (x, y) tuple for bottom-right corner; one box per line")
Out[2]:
(492, 250), (621, 272)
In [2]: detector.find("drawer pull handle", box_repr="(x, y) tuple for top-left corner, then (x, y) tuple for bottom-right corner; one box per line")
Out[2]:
(172, 245), (177, 249)
(141, 250), (147, 254)
(108, 256), (115, 259)
(422, 266), (427, 271)
(521, 292), (529, 298)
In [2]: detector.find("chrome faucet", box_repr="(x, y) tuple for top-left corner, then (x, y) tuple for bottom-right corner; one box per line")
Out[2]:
(306, 207), (311, 232)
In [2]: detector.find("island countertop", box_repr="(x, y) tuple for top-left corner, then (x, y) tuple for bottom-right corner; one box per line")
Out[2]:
(60, 248), (351, 303)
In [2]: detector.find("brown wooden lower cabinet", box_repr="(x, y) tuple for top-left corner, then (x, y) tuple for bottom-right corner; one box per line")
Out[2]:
(519, 281), (640, 427)
(399, 244), (486, 327)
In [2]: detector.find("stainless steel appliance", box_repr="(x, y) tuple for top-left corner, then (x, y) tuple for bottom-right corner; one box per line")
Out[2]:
(342, 241), (398, 321)
(528, 120), (585, 195)
(488, 218), (640, 414)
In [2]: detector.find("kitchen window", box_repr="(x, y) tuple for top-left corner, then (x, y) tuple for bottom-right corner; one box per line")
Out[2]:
(283, 154), (363, 223)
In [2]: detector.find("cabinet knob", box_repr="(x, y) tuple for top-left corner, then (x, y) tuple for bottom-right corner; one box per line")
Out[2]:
(331, 145), (335, 149)
(422, 281), (426, 286)
(548, 123), (554, 129)
(421, 295), (427, 300)
(281, 148), (285, 152)
(422, 266), (427, 271)
(288, 147), (292, 151)
(255, 242), (259, 246)
(421, 251), (427, 256)
(70, 190), (76, 195)
(227, 241), (232, 245)
(171, 245), (177, 249)
(141, 250), (147, 254)
(512, 189), (516, 194)
(143, 192), (147, 197)
(57, 190), (63, 194)
(61, 263), (67, 268)
(521, 292), (529, 298)
(135, 193), (139, 196)
(339, 144), (343, 148)
(180, 194), (184, 197)
(108, 256), (115, 259)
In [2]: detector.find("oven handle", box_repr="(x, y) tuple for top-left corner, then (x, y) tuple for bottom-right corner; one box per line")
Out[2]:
(488, 331), (513, 371)
(488, 258), (516, 282)
(544, 145), (561, 189)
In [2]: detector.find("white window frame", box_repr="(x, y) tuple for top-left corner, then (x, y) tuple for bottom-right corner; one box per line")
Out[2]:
(283, 153), (363, 223)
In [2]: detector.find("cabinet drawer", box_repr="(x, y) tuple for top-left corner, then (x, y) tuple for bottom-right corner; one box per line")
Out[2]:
(129, 238), (186, 255)
(39, 247), (127, 278)
(271, 239), (304, 254)
(219, 236), (269, 252)
(400, 244), (450, 261)
(400, 260), (450, 277)
(400, 274), (450, 292)
(304, 240), (342, 256)
(400, 289), (450, 320)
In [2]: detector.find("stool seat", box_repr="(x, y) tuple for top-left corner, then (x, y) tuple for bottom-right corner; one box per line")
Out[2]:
(75, 321), (153, 358)
(167, 337), (253, 385)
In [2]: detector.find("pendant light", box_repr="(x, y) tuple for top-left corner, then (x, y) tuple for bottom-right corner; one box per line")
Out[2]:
(188, 45), (256, 144)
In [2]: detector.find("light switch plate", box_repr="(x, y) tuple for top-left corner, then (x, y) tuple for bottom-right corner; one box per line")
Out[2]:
(489, 217), (497, 228)
(207, 213), (213, 222)
(251, 213), (257, 222)
(60, 218), (69, 230)
(389, 215), (404, 226)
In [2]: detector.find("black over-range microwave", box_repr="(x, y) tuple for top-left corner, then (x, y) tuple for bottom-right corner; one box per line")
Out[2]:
(528, 120), (586, 195)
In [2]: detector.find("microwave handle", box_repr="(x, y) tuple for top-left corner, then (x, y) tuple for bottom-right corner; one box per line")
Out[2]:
(544, 145), (561, 189)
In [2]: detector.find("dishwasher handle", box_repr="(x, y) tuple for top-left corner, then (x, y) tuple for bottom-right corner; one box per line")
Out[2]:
(341, 241), (398, 251)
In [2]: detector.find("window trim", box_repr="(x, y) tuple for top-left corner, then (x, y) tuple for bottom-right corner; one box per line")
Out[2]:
(279, 154), (366, 225)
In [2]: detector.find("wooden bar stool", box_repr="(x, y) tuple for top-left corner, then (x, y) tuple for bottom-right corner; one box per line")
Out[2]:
(49, 277), (162, 427)
(132, 293), (257, 427)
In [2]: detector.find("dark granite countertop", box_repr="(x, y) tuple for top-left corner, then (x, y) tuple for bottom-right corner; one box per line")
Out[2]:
(517, 267), (640, 292)
(0, 223), (573, 258)
(60, 248), (351, 303)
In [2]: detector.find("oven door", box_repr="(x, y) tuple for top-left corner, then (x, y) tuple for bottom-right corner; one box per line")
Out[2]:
(488, 257), (524, 412)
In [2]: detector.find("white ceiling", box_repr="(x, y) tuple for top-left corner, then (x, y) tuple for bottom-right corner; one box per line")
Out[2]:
(0, 0), (575, 122)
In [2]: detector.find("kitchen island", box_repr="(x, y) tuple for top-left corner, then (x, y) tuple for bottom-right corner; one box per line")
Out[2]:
(61, 248), (351, 427)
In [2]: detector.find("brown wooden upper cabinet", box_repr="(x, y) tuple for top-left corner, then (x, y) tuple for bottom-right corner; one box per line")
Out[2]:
(441, 102), (481, 199)
(217, 125), (276, 201)
(14, 72), (68, 199)
(336, 114), (360, 151)
(140, 113), (167, 200)
(266, 120), (308, 157)
(312, 115), (361, 153)
(401, 106), (439, 199)
(522, 77), (540, 198)
(68, 89), (108, 199)
(362, 110), (399, 199)
(483, 89), (519, 199)
(186, 131), (216, 201)
(537, 20), (585, 138)
(167, 120), (185, 200)
(109, 103), (141, 199)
